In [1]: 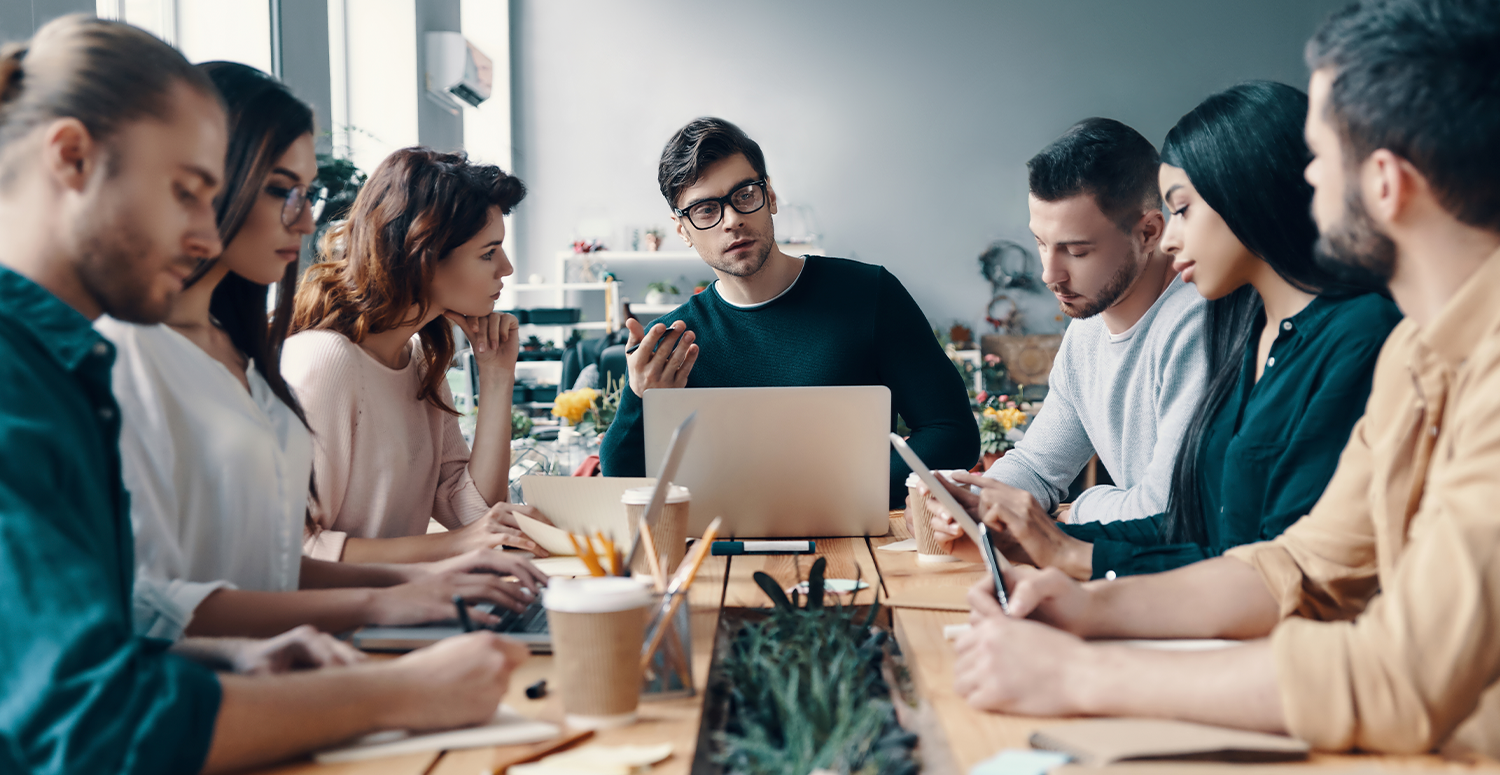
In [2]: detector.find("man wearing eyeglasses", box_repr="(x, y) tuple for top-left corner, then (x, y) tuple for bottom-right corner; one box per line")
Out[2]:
(599, 117), (979, 507)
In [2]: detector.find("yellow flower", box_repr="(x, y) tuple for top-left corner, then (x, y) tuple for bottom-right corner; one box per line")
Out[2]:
(994, 407), (1028, 433)
(551, 387), (599, 425)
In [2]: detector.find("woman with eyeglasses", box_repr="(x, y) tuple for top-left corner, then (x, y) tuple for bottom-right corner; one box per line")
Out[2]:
(97, 62), (545, 640)
(284, 147), (550, 565)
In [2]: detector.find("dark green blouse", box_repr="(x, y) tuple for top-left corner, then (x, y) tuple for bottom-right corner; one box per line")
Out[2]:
(1062, 292), (1402, 578)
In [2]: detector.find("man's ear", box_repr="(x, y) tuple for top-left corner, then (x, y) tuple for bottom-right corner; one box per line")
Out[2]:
(41, 117), (100, 193)
(1137, 209), (1166, 254)
(673, 215), (693, 247)
(766, 176), (777, 216)
(1363, 148), (1423, 231)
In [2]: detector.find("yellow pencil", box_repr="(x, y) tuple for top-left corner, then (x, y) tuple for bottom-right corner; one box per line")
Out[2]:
(568, 533), (606, 577)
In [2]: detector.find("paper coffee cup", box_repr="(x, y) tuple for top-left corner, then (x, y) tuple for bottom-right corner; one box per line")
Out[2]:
(906, 472), (964, 564)
(544, 576), (653, 729)
(623, 485), (691, 576)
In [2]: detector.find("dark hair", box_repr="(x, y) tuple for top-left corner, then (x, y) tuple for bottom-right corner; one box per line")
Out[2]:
(1308, 0), (1500, 231)
(658, 117), (767, 209)
(1158, 81), (1381, 544)
(1027, 117), (1161, 231)
(0, 15), (218, 185)
(292, 148), (525, 414)
(191, 61), (315, 427)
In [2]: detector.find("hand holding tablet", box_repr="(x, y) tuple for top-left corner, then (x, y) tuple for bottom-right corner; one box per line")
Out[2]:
(889, 434), (1011, 613)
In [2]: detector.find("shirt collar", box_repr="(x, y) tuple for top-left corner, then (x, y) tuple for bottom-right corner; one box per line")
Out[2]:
(1420, 246), (1500, 367)
(0, 265), (110, 372)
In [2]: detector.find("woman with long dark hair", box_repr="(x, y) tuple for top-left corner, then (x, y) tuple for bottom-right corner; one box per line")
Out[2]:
(99, 62), (544, 639)
(287, 147), (550, 564)
(929, 81), (1401, 578)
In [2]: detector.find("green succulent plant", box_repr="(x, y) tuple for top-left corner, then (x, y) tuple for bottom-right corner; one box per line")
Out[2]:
(712, 558), (918, 775)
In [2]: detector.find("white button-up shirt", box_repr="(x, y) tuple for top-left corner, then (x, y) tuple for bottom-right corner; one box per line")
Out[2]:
(97, 319), (311, 640)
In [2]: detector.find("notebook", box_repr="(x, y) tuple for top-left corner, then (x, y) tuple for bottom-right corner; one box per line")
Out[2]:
(313, 705), (558, 763)
(1029, 719), (1309, 765)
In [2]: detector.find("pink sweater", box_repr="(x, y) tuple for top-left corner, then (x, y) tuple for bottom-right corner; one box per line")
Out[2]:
(282, 330), (491, 560)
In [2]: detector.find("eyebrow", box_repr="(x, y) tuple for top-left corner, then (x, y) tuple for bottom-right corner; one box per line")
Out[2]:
(180, 163), (221, 189)
(682, 177), (758, 209)
(1163, 184), (1184, 202)
(268, 166), (303, 183)
(481, 240), (502, 249)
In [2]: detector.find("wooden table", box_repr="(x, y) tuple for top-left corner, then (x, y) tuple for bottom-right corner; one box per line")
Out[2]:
(250, 516), (1498, 774)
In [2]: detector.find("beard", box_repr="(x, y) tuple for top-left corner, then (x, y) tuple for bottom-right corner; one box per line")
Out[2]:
(1053, 249), (1143, 319)
(73, 200), (196, 324)
(1313, 184), (1397, 287)
(704, 232), (773, 278)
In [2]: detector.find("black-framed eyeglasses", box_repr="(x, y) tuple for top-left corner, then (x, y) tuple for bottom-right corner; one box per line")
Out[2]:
(266, 184), (327, 227)
(673, 179), (767, 230)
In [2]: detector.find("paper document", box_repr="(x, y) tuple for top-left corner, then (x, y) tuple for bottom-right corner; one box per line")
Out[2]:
(314, 706), (558, 763)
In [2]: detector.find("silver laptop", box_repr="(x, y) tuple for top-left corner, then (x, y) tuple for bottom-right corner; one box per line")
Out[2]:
(643, 386), (891, 538)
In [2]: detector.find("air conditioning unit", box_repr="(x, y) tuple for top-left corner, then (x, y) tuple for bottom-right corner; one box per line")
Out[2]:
(425, 31), (493, 113)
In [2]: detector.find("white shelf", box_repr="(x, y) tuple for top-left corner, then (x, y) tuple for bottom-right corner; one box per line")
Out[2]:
(509, 282), (609, 291)
(518, 321), (610, 330)
(558, 250), (701, 262)
(628, 303), (682, 315)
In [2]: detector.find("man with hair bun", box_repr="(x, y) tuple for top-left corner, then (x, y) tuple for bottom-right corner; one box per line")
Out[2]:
(0, 16), (528, 774)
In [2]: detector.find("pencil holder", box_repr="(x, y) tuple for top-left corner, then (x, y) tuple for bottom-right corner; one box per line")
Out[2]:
(641, 593), (694, 700)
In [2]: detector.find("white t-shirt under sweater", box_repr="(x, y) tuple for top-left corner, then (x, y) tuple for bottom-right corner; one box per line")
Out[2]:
(96, 319), (311, 640)
(282, 330), (492, 560)
(985, 275), (1209, 524)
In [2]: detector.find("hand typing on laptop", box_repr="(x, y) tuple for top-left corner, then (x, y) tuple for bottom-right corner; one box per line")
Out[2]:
(624, 318), (699, 397)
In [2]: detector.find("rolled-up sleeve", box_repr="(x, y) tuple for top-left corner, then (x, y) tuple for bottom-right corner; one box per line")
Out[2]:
(1227, 334), (1500, 753)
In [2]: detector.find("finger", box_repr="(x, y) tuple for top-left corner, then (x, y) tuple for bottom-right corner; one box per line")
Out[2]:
(1004, 568), (1050, 620)
(459, 577), (530, 613)
(484, 313), (503, 353)
(442, 310), (480, 343)
(649, 323), (687, 369)
(676, 344), (700, 385)
(481, 531), (547, 558)
(666, 330), (695, 372)
(498, 313), (519, 343)
(507, 503), (552, 526)
(625, 318), (645, 349)
(967, 577), (1006, 618)
(320, 635), (368, 667)
(490, 633), (531, 670)
(938, 473), (981, 508)
(633, 322), (668, 362)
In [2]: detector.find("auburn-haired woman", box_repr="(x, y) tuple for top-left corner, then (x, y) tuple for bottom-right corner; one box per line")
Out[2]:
(288, 148), (550, 563)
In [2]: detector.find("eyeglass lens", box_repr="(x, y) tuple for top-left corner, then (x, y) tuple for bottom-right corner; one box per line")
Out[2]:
(280, 186), (326, 227)
(687, 182), (765, 229)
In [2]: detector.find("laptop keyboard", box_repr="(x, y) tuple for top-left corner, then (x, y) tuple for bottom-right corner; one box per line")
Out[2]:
(485, 600), (549, 635)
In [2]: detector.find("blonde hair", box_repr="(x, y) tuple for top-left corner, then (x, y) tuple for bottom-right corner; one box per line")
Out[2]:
(0, 14), (216, 185)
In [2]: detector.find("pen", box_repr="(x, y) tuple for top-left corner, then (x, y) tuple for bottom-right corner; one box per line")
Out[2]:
(452, 594), (474, 633)
(710, 540), (815, 556)
(625, 322), (686, 356)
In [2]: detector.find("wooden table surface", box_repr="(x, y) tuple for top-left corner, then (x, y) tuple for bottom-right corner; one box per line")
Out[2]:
(249, 514), (1497, 775)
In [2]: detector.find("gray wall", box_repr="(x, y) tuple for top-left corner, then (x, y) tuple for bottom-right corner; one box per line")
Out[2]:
(0, 0), (95, 41)
(510, 0), (1345, 334)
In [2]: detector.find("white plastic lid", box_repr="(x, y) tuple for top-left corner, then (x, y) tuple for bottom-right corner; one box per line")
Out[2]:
(620, 484), (690, 505)
(543, 576), (652, 613)
(906, 470), (967, 488)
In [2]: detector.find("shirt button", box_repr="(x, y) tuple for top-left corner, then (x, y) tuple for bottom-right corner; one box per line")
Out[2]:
(1104, 570), (1117, 581)
(1282, 321), (1293, 331)
(1267, 356), (1276, 368)
(97, 406), (114, 421)
(91, 342), (109, 357)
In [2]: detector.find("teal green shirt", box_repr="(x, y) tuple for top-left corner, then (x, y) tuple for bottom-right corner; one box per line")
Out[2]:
(1063, 293), (1402, 578)
(0, 267), (221, 774)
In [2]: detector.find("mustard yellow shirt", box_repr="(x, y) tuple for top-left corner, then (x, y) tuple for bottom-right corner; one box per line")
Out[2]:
(1226, 248), (1500, 756)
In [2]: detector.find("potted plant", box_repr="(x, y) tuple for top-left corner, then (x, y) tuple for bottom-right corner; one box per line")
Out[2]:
(644, 281), (679, 306)
(693, 279), (714, 295)
(522, 335), (544, 353)
(949, 322), (975, 350)
(643, 227), (663, 251)
(976, 394), (1029, 470)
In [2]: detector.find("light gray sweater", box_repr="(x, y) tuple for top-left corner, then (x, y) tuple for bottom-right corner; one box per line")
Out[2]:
(985, 276), (1208, 524)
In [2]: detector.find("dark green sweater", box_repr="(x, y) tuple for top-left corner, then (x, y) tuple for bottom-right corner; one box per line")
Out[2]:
(600, 256), (979, 507)
(1063, 292), (1402, 578)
